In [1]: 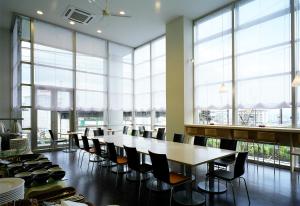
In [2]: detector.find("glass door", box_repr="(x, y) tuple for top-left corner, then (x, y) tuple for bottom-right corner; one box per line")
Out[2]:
(35, 88), (72, 148)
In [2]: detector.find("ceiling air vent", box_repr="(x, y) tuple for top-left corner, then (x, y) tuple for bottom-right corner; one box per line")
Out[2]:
(64, 6), (94, 24)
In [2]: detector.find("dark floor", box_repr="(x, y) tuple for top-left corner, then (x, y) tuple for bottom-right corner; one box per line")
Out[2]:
(44, 151), (300, 206)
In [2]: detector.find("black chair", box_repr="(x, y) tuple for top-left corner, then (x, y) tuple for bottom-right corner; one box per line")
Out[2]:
(124, 146), (152, 198)
(131, 129), (138, 136)
(72, 134), (83, 161)
(148, 151), (192, 206)
(193, 135), (207, 146)
(211, 152), (250, 205)
(92, 138), (108, 171)
(106, 142), (128, 183)
(49, 130), (67, 149)
(138, 126), (145, 136)
(155, 128), (165, 140)
(173, 133), (184, 143)
(123, 126), (129, 134)
(97, 128), (104, 136)
(84, 127), (90, 137)
(214, 139), (237, 168)
(143, 131), (152, 138)
(80, 136), (96, 168)
(93, 129), (100, 136)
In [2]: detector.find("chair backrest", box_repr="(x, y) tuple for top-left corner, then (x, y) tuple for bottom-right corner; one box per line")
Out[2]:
(124, 146), (140, 171)
(93, 129), (100, 136)
(234, 152), (248, 178)
(92, 138), (102, 156)
(84, 128), (90, 137)
(81, 136), (90, 152)
(73, 134), (80, 148)
(194, 135), (207, 146)
(106, 142), (117, 163)
(156, 128), (165, 140)
(149, 151), (170, 184)
(97, 128), (104, 136)
(123, 126), (129, 134)
(49, 130), (55, 141)
(143, 131), (152, 138)
(220, 139), (237, 160)
(131, 129), (138, 136)
(138, 126), (145, 135)
(173, 133), (184, 143)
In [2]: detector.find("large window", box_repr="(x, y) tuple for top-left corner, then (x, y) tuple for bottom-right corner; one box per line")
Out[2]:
(194, 0), (292, 127)
(194, 9), (232, 125)
(108, 42), (133, 129)
(76, 33), (108, 131)
(236, 0), (291, 127)
(134, 37), (166, 129)
(194, 0), (298, 167)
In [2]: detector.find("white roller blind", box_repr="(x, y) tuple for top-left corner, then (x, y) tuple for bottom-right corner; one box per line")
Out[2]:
(34, 21), (73, 51)
(108, 42), (133, 111)
(76, 33), (107, 58)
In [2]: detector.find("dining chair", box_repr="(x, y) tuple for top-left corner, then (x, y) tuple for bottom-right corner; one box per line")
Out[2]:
(214, 139), (237, 169)
(131, 129), (139, 136)
(97, 128), (104, 136)
(173, 133), (184, 143)
(92, 138), (108, 172)
(123, 126), (129, 134)
(49, 130), (67, 150)
(84, 127), (90, 137)
(143, 131), (152, 138)
(93, 129), (100, 137)
(155, 128), (165, 140)
(139, 126), (145, 136)
(193, 135), (207, 146)
(80, 136), (96, 168)
(106, 142), (128, 184)
(124, 146), (152, 199)
(72, 134), (83, 161)
(148, 151), (192, 206)
(210, 152), (250, 206)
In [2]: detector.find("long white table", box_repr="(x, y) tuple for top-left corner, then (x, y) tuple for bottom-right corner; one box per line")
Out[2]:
(94, 134), (236, 205)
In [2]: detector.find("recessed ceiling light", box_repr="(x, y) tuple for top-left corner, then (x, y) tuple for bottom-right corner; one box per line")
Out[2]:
(97, 29), (102, 34)
(37, 10), (44, 15)
(119, 11), (126, 15)
(69, 21), (75, 25)
(155, 0), (161, 11)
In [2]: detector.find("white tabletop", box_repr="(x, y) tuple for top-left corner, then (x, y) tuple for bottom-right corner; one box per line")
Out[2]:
(59, 132), (83, 135)
(94, 134), (236, 166)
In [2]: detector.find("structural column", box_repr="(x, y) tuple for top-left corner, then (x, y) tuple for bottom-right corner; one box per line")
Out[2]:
(166, 16), (193, 141)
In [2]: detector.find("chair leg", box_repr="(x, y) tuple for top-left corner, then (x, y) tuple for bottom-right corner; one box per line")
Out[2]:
(241, 177), (250, 205)
(80, 152), (85, 168)
(229, 181), (236, 206)
(169, 187), (174, 206)
(138, 172), (142, 200)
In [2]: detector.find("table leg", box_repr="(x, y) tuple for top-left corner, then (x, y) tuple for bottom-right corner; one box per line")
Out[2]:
(197, 161), (227, 194)
(173, 165), (205, 205)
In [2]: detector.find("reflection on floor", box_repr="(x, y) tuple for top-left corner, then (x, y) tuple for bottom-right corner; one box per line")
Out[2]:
(44, 151), (300, 206)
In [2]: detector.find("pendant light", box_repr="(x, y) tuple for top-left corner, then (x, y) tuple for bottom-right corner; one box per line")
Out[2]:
(292, 72), (300, 87)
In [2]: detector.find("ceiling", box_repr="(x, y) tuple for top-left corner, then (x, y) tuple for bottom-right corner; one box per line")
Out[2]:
(0, 0), (233, 47)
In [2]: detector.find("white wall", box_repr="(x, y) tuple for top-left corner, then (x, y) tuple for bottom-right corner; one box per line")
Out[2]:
(0, 28), (11, 119)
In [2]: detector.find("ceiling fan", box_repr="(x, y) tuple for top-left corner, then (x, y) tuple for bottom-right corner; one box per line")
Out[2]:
(89, 0), (131, 18)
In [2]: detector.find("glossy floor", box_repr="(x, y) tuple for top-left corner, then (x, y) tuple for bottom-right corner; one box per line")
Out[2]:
(44, 151), (300, 206)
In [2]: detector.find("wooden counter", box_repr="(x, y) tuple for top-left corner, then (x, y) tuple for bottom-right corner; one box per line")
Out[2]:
(185, 124), (300, 147)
